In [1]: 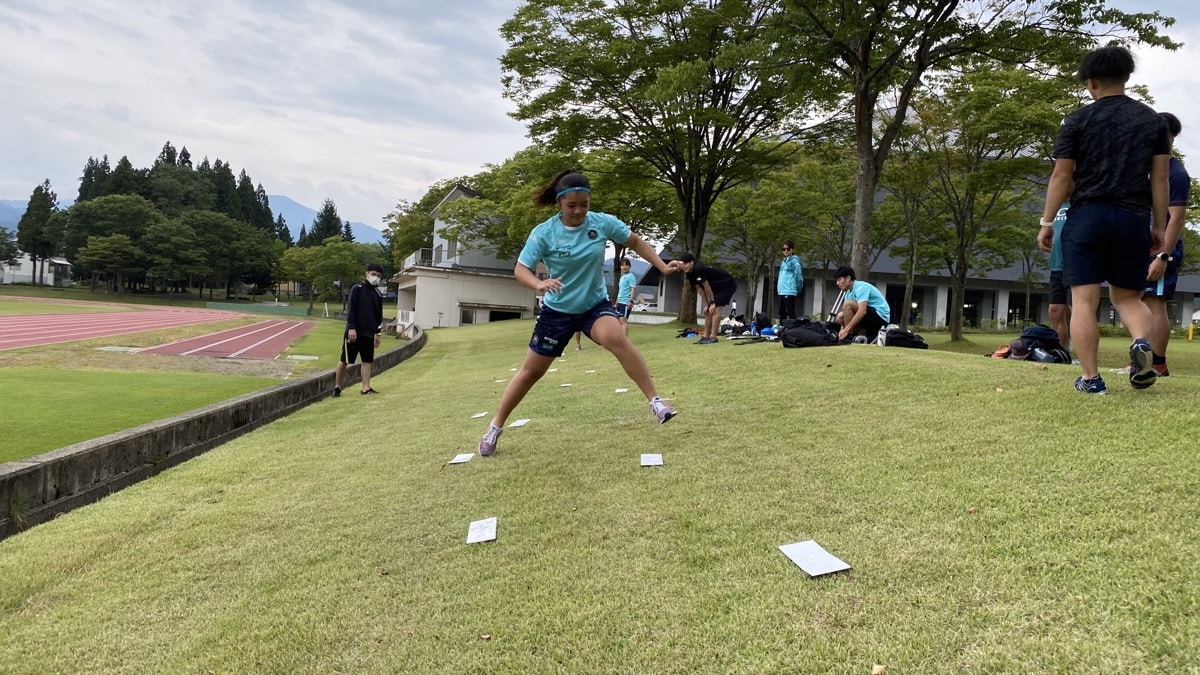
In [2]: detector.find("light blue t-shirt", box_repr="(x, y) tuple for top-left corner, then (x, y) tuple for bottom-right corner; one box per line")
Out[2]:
(848, 280), (890, 322)
(1049, 200), (1069, 272)
(518, 211), (632, 314)
(777, 254), (803, 296)
(617, 271), (636, 304)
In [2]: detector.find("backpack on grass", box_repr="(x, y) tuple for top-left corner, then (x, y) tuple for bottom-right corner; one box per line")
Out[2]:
(780, 319), (839, 348)
(878, 326), (928, 349)
(1008, 324), (1070, 364)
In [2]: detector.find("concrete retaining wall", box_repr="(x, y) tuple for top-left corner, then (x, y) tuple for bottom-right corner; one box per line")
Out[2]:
(0, 327), (425, 541)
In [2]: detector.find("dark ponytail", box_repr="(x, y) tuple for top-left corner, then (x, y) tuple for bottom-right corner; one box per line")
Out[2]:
(533, 169), (591, 206)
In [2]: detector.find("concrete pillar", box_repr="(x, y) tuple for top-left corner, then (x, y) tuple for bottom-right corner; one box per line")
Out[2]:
(934, 284), (950, 328)
(996, 289), (1010, 329)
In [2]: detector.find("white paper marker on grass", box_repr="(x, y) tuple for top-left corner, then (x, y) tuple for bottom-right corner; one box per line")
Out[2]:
(640, 453), (663, 466)
(508, 418), (531, 428)
(470, 412), (488, 419)
(778, 540), (851, 577)
(561, 383), (572, 387)
(467, 517), (497, 544)
(586, 370), (596, 374)
(548, 368), (558, 373)
(614, 388), (629, 394)
(494, 379), (507, 384)
(448, 453), (474, 464)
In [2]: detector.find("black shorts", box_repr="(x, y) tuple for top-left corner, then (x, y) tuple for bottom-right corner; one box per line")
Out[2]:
(615, 303), (632, 319)
(1048, 271), (1070, 306)
(1142, 250), (1182, 300)
(851, 306), (888, 337)
(712, 286), (735, 308)
(340, 334), (375, 364)
(529, 299), (619, 358)
(1061, 202), (1152, 291)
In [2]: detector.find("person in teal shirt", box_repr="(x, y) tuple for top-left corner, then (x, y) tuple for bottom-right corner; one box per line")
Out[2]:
(776, 240), (803, 321)
(478, 170), (683, 457)
(1046, 200), (1071, 350)
(833, 266), (890, 341)
(614, 257), (640, 335)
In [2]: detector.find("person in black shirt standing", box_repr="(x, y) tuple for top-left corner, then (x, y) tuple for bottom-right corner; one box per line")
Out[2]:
(1037, 46), (1170, 395)
(334, 263), (385, 397)
(678, 253), (737, 344)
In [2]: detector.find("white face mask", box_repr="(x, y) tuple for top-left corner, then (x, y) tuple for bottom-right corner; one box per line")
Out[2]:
(367, 274), (382, 287)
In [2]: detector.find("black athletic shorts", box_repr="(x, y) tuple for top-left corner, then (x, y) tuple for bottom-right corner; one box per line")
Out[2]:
(851, 306), (888, 337)
(712, 286), (735, 308)
(1048, 271), (1071, 306)
(340, 334), (376, 364)
(529, 299), (619, 358)
(1061, 201), (1152, 291)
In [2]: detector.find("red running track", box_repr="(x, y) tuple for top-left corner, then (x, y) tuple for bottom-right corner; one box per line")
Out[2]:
(140, 320), (315, 359)
(0, 306), (246, 352)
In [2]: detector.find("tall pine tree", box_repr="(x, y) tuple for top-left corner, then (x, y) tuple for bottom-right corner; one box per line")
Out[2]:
(308, 199), (343, 243)
(16, 179), (60, 285)
(275, 214), (294, 247)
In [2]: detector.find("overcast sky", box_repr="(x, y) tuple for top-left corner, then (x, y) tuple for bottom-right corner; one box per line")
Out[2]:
(0, 1), (1196, 226)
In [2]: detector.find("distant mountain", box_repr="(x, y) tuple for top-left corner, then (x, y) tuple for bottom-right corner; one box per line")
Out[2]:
(268, 195), (386, 244)
(0, 200), (25, 229)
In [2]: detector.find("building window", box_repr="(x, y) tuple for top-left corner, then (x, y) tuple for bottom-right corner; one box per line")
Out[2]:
(460, 308), (475, 325)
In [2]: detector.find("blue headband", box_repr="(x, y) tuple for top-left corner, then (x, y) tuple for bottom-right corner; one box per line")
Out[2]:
(556, 186), (591, 199)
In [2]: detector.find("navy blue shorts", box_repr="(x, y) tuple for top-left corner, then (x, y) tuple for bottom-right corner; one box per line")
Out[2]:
(1061, 202), (1152, 291)
(1142, 250), (1182, 300)
(529, 299), (620, 357)
(615, 303), (632, 319)
(1048, 271), (1070, 306)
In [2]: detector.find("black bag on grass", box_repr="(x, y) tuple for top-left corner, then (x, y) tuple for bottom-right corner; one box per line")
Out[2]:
(881, 327), (928, 349)
(780, 319), (839, 348)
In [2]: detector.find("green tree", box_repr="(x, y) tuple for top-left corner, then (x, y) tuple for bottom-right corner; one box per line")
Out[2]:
(501, 0), (832, 321)
(63, 194), (164, 262)
(75, 234), (141, 294)
(0, 226), (19, 279)
(280, 245), (320, 311)
(905, 68), (1068, 340)
(305, 199), (344, 244)
(76, 155), (112, 203)
(275, 214), (294, 247)
(16, 180), (61, 286)
(384, 178), (462, 265)
(777, 0), (1179, 278)
(106, 155), (149, 198)
(143, 219), (209, 293)
(308, 237), (376, 307)
(341, 220), (355, 242)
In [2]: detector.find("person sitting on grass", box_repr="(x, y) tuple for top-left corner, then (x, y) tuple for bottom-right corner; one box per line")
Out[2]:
(833, 266), (890, 342)
(678, 253), (737, 345)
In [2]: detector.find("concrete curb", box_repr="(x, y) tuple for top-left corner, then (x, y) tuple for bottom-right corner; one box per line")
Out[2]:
(0, 327), (426, 541)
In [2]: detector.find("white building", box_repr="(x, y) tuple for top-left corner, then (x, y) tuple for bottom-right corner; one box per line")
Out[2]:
(392, 185), (537, 329)
(1, 253), (71, 286)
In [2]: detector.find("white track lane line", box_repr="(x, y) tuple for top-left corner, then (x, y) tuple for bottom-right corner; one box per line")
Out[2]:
(225, 322), (309, 358)
(179, 321), (288, 356)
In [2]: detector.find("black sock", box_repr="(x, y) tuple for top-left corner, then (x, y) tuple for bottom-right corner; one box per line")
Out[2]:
(1153, 354), (1166, 366)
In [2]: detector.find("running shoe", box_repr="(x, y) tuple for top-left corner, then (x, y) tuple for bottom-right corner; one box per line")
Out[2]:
(361, 388), (379, 395)
(478, 424), (503, 457)
(695, 337), (716, 345)
(1128, 338), (1157, 389)
(650, 397), (677, 424)
(332, 387), (341, 398)
(1074, 376), (1108, 395)
(1153, 364), (1170, 377)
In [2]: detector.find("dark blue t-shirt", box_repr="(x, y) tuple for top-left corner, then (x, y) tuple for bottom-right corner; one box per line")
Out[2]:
(1168, 156), (1190, 255)
(1052, 95), (1170, 217)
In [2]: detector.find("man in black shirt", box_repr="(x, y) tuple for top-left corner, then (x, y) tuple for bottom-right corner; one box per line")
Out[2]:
(334, 263), (386, 397)
(1037, 46), (1170, 395)
(679, 253), (737, 344)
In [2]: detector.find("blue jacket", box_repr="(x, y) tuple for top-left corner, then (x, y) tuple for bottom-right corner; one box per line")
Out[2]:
(777, 255), (803, 296)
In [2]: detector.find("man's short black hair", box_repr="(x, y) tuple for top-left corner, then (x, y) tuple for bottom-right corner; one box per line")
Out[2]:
(366, 263), (384, 274)
(1076, 46), (1135, 85)
(1161, 112), (1182, 138)
(834, 265), (856, 281)
(679, 253), (696, 264)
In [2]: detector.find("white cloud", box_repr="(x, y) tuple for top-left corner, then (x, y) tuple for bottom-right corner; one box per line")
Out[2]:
(0, 0), (529, 223)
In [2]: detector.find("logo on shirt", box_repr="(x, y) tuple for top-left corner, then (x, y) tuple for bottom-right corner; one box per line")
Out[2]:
(587, 229), (598, 240)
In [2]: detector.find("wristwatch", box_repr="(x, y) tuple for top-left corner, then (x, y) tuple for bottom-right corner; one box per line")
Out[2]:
(1156, 252), (1174, 262)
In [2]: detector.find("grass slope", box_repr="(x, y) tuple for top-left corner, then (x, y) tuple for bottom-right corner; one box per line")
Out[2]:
(0, 321), (1197, 673)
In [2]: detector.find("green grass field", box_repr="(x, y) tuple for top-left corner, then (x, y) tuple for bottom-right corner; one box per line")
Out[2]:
(1, 319), (1197, 672)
